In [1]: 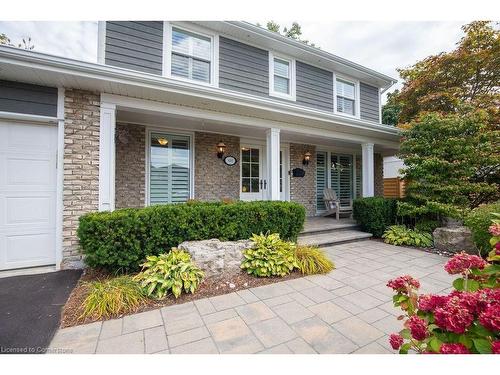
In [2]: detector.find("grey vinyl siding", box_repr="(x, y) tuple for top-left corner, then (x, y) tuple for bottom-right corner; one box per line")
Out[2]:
(105, 21), (164, 75)
(0, 80), (57, 117)
(219, 36), (269, 97)
(360, 82), (380, 123)
(296, 61), (333, 112)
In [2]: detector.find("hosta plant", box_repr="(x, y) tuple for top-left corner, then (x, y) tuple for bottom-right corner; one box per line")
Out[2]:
(382, 225), (433, 248)
(241, 233), (297, 277)
(80, 276), (146, 320)
(294, 245), (335, 275)
(387, 216), (500, 354)
(134, 249), (204, 299)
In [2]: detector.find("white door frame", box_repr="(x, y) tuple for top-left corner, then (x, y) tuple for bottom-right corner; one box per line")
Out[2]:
(280, 145), (290, 201)
(239, 143), (266, 201)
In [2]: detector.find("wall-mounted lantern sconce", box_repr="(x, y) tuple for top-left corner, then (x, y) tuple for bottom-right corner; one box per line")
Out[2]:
(217, 142), (226, 158)
(303, 152), (312, 166)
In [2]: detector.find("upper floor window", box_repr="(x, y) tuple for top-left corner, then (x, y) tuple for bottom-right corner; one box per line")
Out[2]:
(269, 52), (296, 100)
(336, 78), (357, 116)
(171, 27), (212, 83)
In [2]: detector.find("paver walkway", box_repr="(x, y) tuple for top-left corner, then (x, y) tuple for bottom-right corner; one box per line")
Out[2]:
(48, 240), (452, 354)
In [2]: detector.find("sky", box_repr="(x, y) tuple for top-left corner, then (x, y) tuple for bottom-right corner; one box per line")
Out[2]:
(0, 20), (466, 101)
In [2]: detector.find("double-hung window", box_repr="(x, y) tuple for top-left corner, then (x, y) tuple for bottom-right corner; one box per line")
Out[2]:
(269, 53), (295, 100)
(336, 78), (357, 116)
(171, 27), (212, 83)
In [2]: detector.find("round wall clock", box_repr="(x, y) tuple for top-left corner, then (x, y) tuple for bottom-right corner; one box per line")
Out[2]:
(223, 155), (237, 166)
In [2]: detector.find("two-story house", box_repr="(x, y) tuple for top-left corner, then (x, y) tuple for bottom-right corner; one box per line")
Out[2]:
(0, 21), (399, 272)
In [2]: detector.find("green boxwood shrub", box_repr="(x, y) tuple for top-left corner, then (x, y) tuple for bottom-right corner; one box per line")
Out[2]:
(464, 202), (500, 255)
(353, 197), (398, 237)
(78, 201), (305, 272)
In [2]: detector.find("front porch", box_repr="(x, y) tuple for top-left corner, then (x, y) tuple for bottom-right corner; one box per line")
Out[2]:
(99, 94), (394, 217)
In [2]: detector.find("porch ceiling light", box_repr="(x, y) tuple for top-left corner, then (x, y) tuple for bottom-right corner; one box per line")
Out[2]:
(217, 141), (226, 158)
(303, 152), (312, 166)
(157, 137), (169, 146)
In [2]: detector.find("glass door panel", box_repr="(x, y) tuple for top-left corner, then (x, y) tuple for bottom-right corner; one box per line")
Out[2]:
(240, 146), (264, 201)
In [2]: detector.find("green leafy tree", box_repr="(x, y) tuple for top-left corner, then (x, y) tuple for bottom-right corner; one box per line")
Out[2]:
(398, 111), (500, 219)
(382, 89), (402, 126)
(261, 21), (318, 47)
(394, 21), (499, 130)
(0, 33), (34, 50)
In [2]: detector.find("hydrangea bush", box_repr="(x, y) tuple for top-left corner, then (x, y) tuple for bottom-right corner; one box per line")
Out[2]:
(388, 216), (500, 354)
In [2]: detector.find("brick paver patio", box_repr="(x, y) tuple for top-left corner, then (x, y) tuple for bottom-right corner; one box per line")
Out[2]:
(48, 240), (452, 354)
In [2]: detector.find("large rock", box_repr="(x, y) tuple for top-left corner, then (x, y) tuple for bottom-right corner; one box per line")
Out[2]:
(433, 226), (476, 254)
(178, 239), (252, 277)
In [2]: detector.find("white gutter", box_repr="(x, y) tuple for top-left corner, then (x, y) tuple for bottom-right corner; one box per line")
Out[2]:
(0, 45), (399, 136)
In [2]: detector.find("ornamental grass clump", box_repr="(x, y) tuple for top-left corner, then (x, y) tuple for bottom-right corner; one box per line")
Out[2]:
(294, 246), (335, 275)
(386, 215), (500, 354)
(134, 249), (204, 299)
(80, 276), (146, 320)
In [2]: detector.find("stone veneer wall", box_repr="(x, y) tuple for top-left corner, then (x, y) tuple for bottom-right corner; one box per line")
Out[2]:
(194, 132), (240, 201)
(62, 89), (100, 267)
(374, 153), (384, 197)
(289, 143), (316, 216)
(115, 123), (146, 208)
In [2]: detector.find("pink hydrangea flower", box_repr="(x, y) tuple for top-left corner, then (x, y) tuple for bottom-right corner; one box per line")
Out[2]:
(492, 341), (500, 354)
(488, 223), (500, 236)
(449, 291), (480, 315)
(444, 252), (487, 274)
(387, 275), (421, 293)
(434, 296), (474, 334)
(479, 304), (500, 332)
(439, 343), (470, 354)
(475, 288), (500, 313)
(389, 334), (404, 350)
(406, 316), (428, 341)
(418, 294), (449, 312)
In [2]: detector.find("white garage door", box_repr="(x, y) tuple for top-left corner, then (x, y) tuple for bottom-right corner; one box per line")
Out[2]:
(0, 121), (57, 270)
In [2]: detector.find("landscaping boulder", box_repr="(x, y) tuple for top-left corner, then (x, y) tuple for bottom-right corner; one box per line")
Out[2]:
(433, 226), (476, 254)
(178, 239), (252, 277)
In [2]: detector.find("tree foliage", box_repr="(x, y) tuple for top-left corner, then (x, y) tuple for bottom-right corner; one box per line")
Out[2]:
(259, 21), (318, 48)
(394, 21), (500, 129)
(0, 33), (34, 50)
(382, 89), (402, 126)
(398, 111), (499, 219)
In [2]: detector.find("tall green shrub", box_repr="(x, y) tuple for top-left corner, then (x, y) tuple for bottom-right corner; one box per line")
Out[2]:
(353, 197), (398, 237)
(78, 201), (305, 271)
(464, 202), (500, 255)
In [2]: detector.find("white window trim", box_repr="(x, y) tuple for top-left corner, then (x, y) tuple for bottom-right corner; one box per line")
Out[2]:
(145, 127), (195, 206)
(269, 52), (296, 101)
(163, 21), (219, 87)
(333, 73), (360, 119)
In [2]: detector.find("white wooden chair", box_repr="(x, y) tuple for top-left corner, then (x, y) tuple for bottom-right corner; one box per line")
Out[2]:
(322, 188), (353, 220)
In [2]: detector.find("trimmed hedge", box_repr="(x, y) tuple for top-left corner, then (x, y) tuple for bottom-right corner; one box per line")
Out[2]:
(78, 201), (305, 271)
(464, 202), (500, 255)
(353, 197), (398, 237)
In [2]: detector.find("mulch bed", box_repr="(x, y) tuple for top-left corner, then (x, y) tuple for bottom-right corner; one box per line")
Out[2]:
(61, 268), (302, 328)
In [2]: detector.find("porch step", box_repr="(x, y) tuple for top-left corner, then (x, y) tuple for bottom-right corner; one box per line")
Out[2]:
(297, 229), (372, 247)
(300, 220), (359, 236)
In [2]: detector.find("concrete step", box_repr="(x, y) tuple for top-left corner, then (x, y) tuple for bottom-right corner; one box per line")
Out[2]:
(298, 229), (373, 247)
(300, 222), (360, 236)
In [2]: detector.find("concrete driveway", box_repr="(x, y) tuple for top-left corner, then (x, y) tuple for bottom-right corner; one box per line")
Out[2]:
(48, 240), (451, 354)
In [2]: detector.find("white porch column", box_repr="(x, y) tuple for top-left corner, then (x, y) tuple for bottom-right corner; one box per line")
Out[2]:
(266, 128), (280, 200)
(362, 143), (375, 197)
(99, 102), (116, 211)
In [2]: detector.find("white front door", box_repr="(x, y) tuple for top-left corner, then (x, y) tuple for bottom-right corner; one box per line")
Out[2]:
(240, 145), (266, 201)
(0, 121), (57, 270)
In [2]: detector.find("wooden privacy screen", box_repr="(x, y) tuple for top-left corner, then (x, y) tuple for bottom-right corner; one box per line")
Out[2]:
(383, 178), (406, 198)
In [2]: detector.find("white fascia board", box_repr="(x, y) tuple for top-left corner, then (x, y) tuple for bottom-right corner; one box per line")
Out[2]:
(0, 45), (400, 138)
